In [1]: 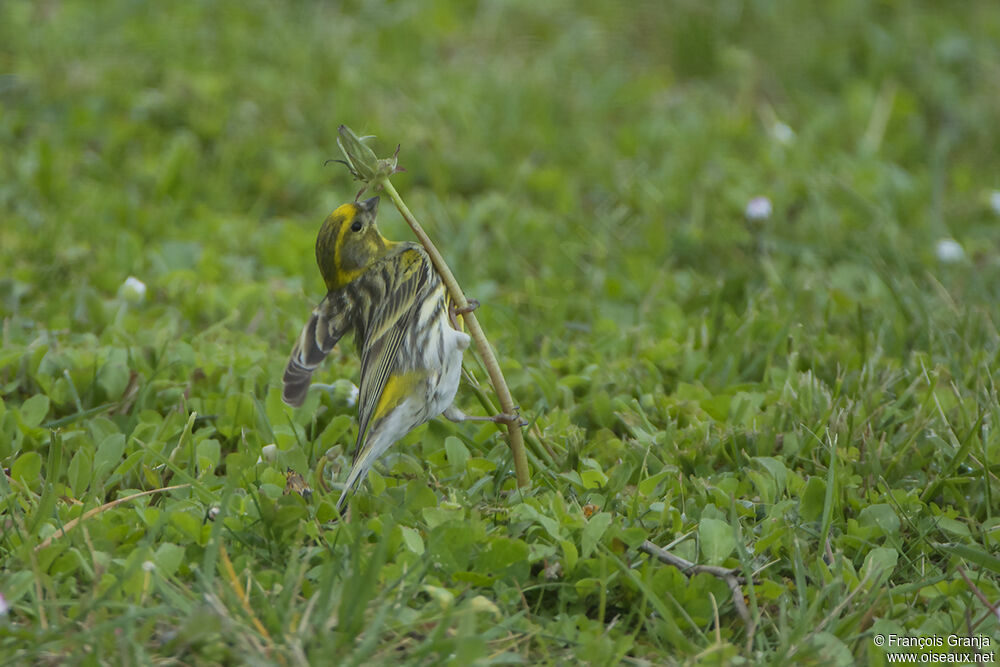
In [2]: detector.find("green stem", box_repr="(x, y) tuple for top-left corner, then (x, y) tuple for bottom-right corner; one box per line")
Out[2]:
(379, 178), (530, 489)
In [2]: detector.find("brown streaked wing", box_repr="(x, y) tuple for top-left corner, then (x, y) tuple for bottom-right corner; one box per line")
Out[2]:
(351, 247), (431, 458)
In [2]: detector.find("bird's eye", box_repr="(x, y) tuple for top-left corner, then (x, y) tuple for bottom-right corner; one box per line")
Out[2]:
(350, 220), (363, 232)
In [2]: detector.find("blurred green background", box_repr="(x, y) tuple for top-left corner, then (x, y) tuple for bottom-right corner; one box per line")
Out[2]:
(6, 0), (1000, 357)
(3, 0), (1000, 663)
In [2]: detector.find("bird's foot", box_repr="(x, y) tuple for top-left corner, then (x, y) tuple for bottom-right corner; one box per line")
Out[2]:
(492, 408), (528, 427)
(449, 298), (479, 329)
(453, 298), (480, 315)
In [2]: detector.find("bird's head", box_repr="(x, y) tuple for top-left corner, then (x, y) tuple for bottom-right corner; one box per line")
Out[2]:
(315, 196), (391, 290)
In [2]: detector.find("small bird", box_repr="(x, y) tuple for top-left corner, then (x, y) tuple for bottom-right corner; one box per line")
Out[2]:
(282, 196), (513, 512)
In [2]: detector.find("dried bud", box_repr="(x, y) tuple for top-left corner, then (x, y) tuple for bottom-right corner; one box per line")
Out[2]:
(334, 125), (404, 197)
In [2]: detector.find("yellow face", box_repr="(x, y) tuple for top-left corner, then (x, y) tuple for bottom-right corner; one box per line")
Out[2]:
(315, 196), (391, 290)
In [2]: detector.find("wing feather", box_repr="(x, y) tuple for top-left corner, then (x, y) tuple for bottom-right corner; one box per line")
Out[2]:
(282, 292), (352, 407)
(352, 247), (430, 458)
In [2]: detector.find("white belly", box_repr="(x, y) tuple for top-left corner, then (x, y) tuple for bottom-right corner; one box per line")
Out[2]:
(422, 309), (470, 418)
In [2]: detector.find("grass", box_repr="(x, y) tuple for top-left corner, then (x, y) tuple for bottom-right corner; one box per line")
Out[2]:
(2, 0), (1000, 663)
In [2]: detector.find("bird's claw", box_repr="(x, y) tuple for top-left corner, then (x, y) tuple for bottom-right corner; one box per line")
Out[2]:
(449, 298), (479, 329)
(453, 298), (480, 316)
(494, 407), (528, 427)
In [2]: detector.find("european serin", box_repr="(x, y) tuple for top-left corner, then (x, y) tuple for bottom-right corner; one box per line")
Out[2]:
(282, 196), (510, 511)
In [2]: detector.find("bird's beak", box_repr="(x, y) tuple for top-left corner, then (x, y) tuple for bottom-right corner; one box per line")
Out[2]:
(359, 196), (380, 214)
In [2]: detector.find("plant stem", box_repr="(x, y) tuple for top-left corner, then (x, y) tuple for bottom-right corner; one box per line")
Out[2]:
(379, 178), (530, 489)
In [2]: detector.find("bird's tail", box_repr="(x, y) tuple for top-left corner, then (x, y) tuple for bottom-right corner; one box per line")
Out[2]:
(336, 420), (395, 512)
(336, 446), (377, 512)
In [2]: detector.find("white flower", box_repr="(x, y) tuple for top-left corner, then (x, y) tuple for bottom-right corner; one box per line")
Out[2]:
(119, 276), (147, 303)
(771, 122), (795, 145)
(346, 382), (359, 408)
(260, 444), (278, 462)
(745, 196), (773, 221)
(934, 238), (965, 263)
(311, 380), (359, 407)
(142, 561), (156, 573)
(990, 190), (1000, 216)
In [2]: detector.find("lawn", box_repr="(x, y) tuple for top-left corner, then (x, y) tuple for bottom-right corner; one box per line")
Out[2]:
(2, 1), (1000, 664)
